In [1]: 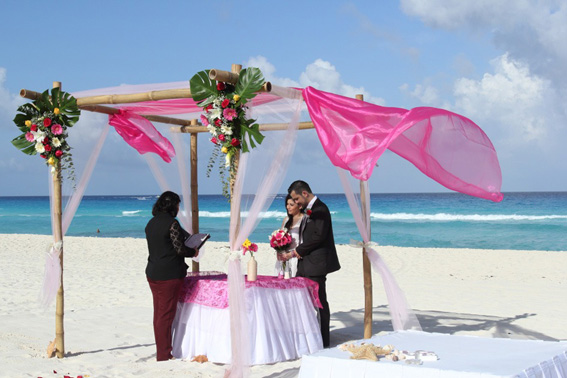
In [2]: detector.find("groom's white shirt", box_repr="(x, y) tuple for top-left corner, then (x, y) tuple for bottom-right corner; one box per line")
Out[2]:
(307, 195), (317, 210)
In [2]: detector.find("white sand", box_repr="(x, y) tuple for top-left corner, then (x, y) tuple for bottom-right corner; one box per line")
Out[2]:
(1, 234), (565, 378)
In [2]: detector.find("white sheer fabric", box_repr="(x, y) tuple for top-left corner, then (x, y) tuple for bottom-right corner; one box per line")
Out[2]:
(41, 124), (110, 307)
(226, 87), (303, 377)
(337, 168), (421, 331)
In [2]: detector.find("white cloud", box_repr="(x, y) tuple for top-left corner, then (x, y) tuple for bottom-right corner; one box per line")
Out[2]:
(299, 59), (385, 105)
(245, 56), (299, 88)
(400, 82), (440, 105)
(400, 0), (567, 86)
(0, 67), (25, 122)
(453, 53), (553, 144)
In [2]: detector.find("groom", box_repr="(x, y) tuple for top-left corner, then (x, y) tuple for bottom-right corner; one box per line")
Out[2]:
(284, 180), (340, 348)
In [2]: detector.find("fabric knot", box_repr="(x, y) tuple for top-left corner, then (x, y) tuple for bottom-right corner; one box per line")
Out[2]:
(349, 239), (378, 249)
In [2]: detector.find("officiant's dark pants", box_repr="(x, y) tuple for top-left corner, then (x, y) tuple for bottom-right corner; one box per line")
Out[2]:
(309, 275), (330, 348)
(147, 277), (183, 361)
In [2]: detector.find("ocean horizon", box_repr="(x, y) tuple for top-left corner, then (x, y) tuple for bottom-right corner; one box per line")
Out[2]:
(1, 192), (566, 251)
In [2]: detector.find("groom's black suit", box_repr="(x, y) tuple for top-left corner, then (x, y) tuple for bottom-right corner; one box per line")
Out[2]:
(296, 198), (340, 347)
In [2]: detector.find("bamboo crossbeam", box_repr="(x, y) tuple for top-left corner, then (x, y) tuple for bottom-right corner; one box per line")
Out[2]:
(209, 68), (272, 92)
(76, 88), (193, 106)
(20, 91), (195, 126)
(172, 121), (315, 134)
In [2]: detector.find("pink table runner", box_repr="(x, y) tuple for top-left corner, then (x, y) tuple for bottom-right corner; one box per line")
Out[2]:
(178, 271), (322, 309)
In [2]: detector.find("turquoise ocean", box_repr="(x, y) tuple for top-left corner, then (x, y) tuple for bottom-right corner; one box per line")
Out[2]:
(0, 192), (566, 251)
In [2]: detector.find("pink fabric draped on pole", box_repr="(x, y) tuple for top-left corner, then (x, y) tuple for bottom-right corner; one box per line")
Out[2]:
(108, 110), (175, 163)
(303, 86), (503, 202)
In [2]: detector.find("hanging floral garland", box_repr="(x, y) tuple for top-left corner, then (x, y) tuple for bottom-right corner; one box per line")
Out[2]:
(11, 88), (80, 183)
(189, 68), (265, 198)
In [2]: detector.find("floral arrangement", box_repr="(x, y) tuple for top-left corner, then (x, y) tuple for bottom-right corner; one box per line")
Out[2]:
(270, 228), (293, 273)
(241, 238), (258, 258)
(269, 228), (293, 252)
(189, 68), (265, 198)
(11, 88), (80, 182)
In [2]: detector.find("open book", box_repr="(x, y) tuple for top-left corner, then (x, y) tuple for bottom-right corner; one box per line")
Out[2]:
(184, 233), (211, 250)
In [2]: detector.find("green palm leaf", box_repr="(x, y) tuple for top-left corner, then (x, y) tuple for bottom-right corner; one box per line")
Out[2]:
(189, 70), (217, 104)
(235, 68), (264, 103)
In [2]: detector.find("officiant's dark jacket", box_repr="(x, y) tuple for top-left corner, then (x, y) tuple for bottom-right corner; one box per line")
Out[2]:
(296, 198), (341, 276)
(145, 213), (195, 281)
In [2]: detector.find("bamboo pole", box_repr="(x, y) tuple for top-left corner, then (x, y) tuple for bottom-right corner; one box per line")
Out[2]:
(209, 68), (272, 92)
(53, 81), (65, 358)
(190, 119), (200, 273)
(172, 121), (315, 134)
(229, 64), (242, 237)
(356, 93), (373, 339)
(20, 91), (195, 126)
(76, 88), (193, 106)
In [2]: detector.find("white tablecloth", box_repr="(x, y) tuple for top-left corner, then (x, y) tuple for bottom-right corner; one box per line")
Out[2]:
(172, 284), (323, 364)
(299, 331), (567, 377)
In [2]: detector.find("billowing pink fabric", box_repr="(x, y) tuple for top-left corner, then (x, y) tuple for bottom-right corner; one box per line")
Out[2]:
(109, 110), (175, 163)
(303, 87), (503, 202)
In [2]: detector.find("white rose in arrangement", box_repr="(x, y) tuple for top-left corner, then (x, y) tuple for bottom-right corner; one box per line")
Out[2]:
(35, 142), (45, 153)
(32, 130), (46, 142)
(52, 137), (61, 147)
(221, 126), (233, 135)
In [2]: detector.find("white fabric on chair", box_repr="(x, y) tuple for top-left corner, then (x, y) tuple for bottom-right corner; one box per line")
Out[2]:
(172, 285), (323, 364)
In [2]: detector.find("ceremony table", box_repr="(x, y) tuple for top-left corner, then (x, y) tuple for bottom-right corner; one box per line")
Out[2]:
(172, 272), (323, 364)
(299, 330), (567, 377)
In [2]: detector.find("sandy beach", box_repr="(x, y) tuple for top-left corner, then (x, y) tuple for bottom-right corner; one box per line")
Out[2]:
(1, 234), (565, 378)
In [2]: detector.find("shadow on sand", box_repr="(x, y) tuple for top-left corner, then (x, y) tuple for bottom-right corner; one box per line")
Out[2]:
(330, 305), (558, 348)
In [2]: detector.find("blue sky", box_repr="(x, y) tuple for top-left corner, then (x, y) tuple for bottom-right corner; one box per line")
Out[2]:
(1, 1), (566, 196)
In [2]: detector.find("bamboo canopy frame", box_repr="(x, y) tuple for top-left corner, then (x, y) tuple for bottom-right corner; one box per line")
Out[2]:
(20, 64), (377, 358)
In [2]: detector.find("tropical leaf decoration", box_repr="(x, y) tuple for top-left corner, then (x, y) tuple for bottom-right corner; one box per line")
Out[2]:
(11, 88), (80, 183)
(189, 67), (266, 199)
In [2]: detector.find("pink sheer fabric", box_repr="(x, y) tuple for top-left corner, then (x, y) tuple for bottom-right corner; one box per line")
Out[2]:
(303, 87), (503, 202)
(109, 110), (175, 163)
(338, 169), (421, 331)
(178, 274), (322, 309)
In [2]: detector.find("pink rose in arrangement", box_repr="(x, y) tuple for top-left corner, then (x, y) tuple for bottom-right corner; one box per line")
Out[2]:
(211, 137), (218, 144)
(44, 144), (52, 152)
(230, 138), (240, 147)
(51, 124), (63, 135)
(43, 118), (52, 127)
(200, 115), (209, 126)
(30, 124), (38, 132)
(214, 118), (222, 127)
(25, 132), (34, 142)
(223, 108), (237, 121)
(40, 154), (47, 159)
(43, 137), (50, 145)
(218, 134), (226, 142)
(205, 104), (213, 112)
(221, 98), (230, 108)
(216, 82), (226, 91)
(55, 150), (63, 158)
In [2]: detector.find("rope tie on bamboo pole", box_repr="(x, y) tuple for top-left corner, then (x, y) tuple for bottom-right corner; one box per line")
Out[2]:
(349, 239), (379, 250)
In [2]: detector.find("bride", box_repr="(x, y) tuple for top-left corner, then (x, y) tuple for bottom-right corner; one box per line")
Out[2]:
(276, 194), (304, 277)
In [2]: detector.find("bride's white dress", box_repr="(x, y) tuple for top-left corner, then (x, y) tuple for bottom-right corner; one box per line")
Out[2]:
(275, 216), (302, 277)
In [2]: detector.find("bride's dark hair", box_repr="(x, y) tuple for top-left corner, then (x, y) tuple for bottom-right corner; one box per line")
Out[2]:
(283, 194), (303, 230)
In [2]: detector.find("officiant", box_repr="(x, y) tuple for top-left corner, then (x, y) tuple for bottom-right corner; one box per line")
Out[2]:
(145, 191), (199, 361)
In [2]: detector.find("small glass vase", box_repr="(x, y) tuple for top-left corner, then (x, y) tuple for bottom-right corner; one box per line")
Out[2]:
(247, 255), (257, 281)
